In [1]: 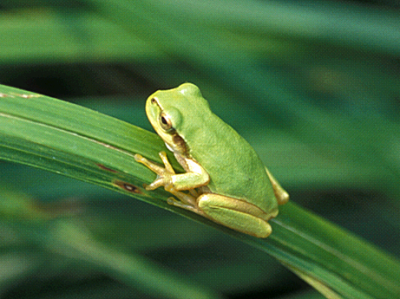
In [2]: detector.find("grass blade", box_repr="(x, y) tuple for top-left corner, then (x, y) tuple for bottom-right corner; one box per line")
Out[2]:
(0, 84), (399, 298)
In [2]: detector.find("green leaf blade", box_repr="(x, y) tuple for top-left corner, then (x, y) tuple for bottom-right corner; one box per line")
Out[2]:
(0, 83), (399, 299)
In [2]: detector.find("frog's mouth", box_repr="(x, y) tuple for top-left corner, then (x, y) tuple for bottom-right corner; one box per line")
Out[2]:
(165, 142), (174, 152)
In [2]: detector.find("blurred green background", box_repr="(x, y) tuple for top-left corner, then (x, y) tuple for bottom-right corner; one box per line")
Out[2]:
(0, 0), (399, 298)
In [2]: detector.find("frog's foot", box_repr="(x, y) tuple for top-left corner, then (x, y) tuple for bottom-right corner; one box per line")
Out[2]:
(166, 190), (199, 213)
(134, 152), (176, 190)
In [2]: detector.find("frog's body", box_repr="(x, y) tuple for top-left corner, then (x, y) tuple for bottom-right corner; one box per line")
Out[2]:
(179, 103), (278, 216)
(135, 83), (288, 238)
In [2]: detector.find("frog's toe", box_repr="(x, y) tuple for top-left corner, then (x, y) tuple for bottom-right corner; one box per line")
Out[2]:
(166, 197), (177, 205)
(167, 197), (198, 213)
(134, 154), (144, 162)
(145, 178), (165, 190)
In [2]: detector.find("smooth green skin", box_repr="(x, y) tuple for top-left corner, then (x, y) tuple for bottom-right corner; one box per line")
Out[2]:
(135, 83), (288, 238)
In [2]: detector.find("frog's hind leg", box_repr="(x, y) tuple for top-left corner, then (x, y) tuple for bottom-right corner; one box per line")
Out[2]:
(197, 194), (273, 238)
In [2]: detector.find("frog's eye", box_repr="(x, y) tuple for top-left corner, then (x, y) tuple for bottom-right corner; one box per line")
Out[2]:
(159, 112), (173, 131)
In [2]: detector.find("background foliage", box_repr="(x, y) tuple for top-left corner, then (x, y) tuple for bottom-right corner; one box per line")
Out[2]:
(0, 1), (399, 298)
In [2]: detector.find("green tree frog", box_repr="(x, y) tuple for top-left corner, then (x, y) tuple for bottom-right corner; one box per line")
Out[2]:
(134, 83), (289, 238)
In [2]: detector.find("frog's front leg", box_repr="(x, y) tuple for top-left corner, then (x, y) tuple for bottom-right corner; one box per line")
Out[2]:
(265, 168), (289, 205)
(134, 152), (175, 191)
(134, 151), (208, 207)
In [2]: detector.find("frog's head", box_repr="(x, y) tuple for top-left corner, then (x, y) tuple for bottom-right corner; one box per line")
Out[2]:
(145, 83), (209, 157)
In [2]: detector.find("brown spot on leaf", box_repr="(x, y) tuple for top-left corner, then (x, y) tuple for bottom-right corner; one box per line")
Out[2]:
(113, 180), (142, 194)
(97, 164), (117, 173)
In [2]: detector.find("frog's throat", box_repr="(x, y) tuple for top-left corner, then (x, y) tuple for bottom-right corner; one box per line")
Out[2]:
(164, 133), (189, 157)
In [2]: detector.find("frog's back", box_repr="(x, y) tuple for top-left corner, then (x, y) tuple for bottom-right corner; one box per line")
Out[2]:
(186, 112), (278, 214)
